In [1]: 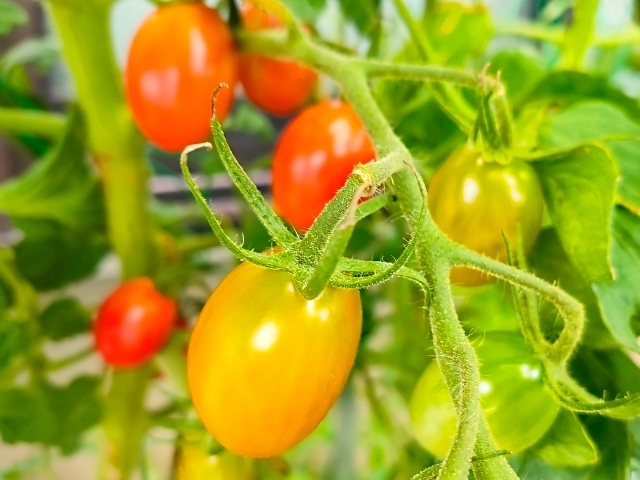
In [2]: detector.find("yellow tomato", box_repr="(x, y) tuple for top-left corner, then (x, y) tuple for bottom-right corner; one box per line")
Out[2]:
(188, 262), (362, 458)
(428, 147), (544, 285)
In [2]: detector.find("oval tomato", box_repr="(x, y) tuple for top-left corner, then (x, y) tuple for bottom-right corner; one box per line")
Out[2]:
(428, 147), (543, 285)
(271, 100), (376, 231)
(409, 332), (559, 457)
(176, 432), (256, 480)
(125, 3), (238, 152)
(239, 3), (316, 115)
(187, 262), (362, 457)
(94, 278), (177, 368)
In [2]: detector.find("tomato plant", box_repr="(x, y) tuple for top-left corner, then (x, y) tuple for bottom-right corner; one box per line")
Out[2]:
(271, 100), (376, 231)
(125, 2), (238, 152)
(187, 261), (362, 457)
(410, 332), (558, 457)
(428, 147), (544, 285)
(3, 0), (640, 479)
(239, 3), (317, 115)
(94, 278), (177, 368)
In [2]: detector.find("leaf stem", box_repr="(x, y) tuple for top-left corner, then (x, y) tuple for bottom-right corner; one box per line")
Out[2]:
(0, 108), (66, 140)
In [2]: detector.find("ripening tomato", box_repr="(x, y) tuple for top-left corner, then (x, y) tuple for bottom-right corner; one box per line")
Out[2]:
(187, 262), (362, 457)
(175, 432), (256, 480)
(410, 332), (559, 457)
(272, 100), (376, 231)
(125, 3), (238, 152)
(94, 278), (177, 368)
(428, 147), (544, 285)
(239, 3), (317, 115)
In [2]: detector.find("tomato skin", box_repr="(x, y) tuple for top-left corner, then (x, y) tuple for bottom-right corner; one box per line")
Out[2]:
(125, 3), (238, 152)
(428, 148), (544, 285)
(239, 4), (316, 115)
(187, 262), (362, 458)
(272, 100), (376, 231)
(94, 278), (177, 368)
(410, 332), (559, 457)
(176, 433), (256, 480)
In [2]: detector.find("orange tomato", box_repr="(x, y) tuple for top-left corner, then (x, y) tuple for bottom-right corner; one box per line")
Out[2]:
(271, 100), (376, 231)
(238, 3), (317, 115)
(187, 262), (362, 457)
(125, 3), (238, 152)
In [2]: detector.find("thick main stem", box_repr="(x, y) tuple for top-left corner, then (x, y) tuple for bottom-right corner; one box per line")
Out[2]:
(46, 1), (157, 479)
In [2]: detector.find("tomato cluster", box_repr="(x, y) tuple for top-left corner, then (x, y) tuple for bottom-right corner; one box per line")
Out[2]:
(93, 278), (177, 368)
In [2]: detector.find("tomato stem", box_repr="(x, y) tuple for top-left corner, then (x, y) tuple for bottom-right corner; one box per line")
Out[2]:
(0, 107), (66, 140)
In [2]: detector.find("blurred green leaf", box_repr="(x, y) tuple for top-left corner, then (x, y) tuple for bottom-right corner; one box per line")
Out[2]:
(561, 0), (597, 70)
(531, 410), (598, 468)
(42, 376), (102, 454)
(224, 101), (276, 142)
(0, 0), (27, 36)
(593, 206), (640, 354)
(280, 0), (325, 24)
(337, 0), (379, 34)
(532, 145), (615, 283)
(528, 229), (616, 349)
(0, 318), (31, 375)
(0, 388), (56, 444)
(0, 108), (104, 228)
(13, 218), (109, 292)
(488, 51), (545, 103)
(517, 71), (640, 121)
(0, 36), (60, 75)
(423, 3), (492, 66)
(583, 416), (631, 479)
(456, 283), (520, 332)
(38, 297), (91, 341)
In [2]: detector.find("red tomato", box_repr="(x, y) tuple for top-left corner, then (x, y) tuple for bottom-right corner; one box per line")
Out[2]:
(238, 3), (317, 115)
(271, 100), (376, 231)
(94, 278), (177, 368)
(125, 3), (238, 152)
(187, 262), (362, 457)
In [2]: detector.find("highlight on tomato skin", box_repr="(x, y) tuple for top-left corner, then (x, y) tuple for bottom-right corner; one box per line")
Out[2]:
(428, 147), (544, 286)
(187, 262), (363, 458)
(238, 3), (317, 116)
(93, 277), (177, 368)
(271, 99), (376, 231)
(124, 2), (238, 152)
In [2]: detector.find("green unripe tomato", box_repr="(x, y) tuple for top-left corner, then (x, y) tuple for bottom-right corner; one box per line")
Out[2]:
(428, 147), (544, 285)
(410, 332), (559, 457)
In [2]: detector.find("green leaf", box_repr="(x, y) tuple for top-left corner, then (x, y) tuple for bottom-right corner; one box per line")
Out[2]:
(336, 0), (379, 34)
(42, 377), (102, 454)
(224, 101), (276, 142)
(593, 206), (640, 354)
(488, 51), (545, 103)
(561, 0), (597, 70)
(423, 3), (492, 66)
(0, 388), (56, 444)
(532, 144), (616, 283)
(528, 229), (616, 349)
(0, 36), (60, 75)
(0, 0), (28, 36)
(530, 410), (598, 468)
(583, 416), (631, 479)
(280, 0), (325, 24)
(456, 284), (520, 332)
(606, 140), (640, 214)
(517, 71), (640, 121)
(38, 297), (91, 340)
(0, 108), (104, 229)
(13, 219), (109, 292)
(0, 318), (31, 374)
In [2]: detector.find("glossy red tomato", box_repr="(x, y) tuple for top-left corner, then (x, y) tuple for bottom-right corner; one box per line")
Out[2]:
(428, 147), (544, 285)
(125, 3), (238, 152)
(94, 278), (177, 368)
(238, 3), (317, 115)
(271, 100), (376, 231)
(187, 262), (362, 457)
(410, 332), (559, 457)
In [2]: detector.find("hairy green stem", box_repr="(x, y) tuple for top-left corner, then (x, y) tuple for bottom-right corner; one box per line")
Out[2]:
(0, 108), (66, 140)
(46, 1), (157, 479)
